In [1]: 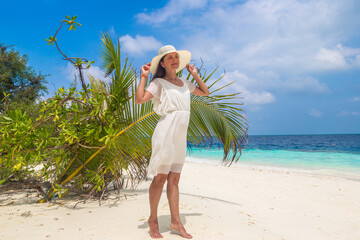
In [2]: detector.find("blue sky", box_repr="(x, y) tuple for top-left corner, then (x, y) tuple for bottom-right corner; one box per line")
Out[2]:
(1, 0), (359, 135)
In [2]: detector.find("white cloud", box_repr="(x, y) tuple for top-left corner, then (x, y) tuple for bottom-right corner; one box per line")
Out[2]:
(349, 96), (360, 102)
(315, 44), (360, 70)
(222, 71), (276, 107)
(338, 111), (360, 116)
(119, 35), (162, 56)
(108, 26), (116, 38)
(281, 76), (330, 95)
(135, 0), (360, 102)
(244, 90), (275, 105)
(339, 45), (360, 55)
(309, 109), (323, 117)
(136, 0), (208, 25)
(225, 70), (329, 96)
(315, 47), (347, 69)
(135, 0), (359, 73)
(134, 0), (360, 118)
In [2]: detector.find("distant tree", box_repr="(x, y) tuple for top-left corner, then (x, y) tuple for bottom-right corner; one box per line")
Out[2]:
(0, 44), (48, 112)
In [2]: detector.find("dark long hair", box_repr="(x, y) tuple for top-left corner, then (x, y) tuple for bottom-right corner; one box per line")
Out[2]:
(152, 55), (166, 80)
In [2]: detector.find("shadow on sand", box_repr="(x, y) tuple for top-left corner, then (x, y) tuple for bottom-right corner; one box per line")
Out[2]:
(138, 212), (202, 236)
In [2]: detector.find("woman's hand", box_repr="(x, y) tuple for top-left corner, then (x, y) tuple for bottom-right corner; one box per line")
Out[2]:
(186, 63), (210, 96)
(186, 64), (197, 76)
(136, 62), (153, 104)
(141, 62), (151, 77)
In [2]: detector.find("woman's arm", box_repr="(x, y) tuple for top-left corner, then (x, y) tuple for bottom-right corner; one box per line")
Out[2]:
(186, 64), (210, 96)
(135, 63), (154, 104)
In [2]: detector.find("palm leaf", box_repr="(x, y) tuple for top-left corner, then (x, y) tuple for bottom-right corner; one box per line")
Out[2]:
(42, 33), (248, 201)
(182, 67), (248, 165)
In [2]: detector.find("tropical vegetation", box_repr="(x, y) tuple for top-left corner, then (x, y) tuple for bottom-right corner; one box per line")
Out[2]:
(0, 43), (48, 113)
(0, 16), (248, 203)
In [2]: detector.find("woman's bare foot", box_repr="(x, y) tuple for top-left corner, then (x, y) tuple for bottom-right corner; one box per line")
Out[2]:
(170, 222), (193, 239)
(148, 218), (163, 239)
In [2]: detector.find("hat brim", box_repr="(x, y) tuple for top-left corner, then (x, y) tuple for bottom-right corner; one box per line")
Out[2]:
(149, 50), (191, 74)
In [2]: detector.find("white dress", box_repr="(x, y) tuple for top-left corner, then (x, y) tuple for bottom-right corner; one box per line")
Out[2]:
(145, 77), (196, 177)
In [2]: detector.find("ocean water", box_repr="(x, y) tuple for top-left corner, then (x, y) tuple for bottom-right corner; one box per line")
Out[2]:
(187, 134), (360, 177)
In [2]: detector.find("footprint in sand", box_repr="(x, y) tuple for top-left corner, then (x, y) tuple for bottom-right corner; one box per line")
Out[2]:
(21, 211), (31, 217)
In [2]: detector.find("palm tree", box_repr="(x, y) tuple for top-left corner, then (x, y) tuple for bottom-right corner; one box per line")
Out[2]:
(41, 32), (248, 202)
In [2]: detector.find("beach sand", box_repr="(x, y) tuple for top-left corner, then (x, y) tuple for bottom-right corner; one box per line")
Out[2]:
(1, 160), (360, 240)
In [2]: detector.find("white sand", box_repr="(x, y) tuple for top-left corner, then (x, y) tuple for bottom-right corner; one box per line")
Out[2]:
(1, 160), (360, 240)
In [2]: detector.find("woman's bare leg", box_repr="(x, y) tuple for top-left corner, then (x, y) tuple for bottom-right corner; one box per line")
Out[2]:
(148, 174), (168, 239)
(167, 172), (192, 239)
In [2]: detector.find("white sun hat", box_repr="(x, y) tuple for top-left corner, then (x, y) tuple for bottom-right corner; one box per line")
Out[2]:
(149, 45), (191, 74)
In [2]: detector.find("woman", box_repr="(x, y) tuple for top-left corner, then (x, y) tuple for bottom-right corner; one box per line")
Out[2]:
(135, 45), (209, 239)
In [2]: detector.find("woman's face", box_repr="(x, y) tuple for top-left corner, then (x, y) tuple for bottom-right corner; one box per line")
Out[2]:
(160, 52), (179, 72)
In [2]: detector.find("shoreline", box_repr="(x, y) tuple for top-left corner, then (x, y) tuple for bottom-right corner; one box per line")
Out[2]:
(186, 156), (360, 182)
(1, 160), (360, 240)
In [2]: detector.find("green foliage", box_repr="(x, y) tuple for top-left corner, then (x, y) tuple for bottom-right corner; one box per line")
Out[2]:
(0, 16), (248, 202)
(0, 30), (150, 200)
(45, 16), (94, 93)
(0, 44), (48, 112)
(45, 36), (56, 46)
(185, 68), (248, 164)
(64, 15), (81, 30)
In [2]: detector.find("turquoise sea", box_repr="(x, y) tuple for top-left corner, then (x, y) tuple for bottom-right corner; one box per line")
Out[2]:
(187, 134), (360, 178)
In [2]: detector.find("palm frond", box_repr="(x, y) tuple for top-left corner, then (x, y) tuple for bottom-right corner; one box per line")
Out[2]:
(42, 34), (248, 201)
(181, 68), (248, 165)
